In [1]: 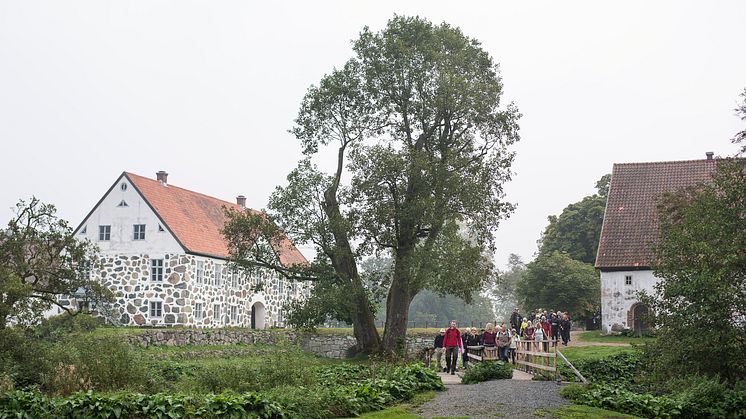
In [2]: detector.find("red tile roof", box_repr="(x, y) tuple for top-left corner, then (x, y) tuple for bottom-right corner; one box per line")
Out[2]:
(595, 159), (720, 269)
(125, 172), (307, 266)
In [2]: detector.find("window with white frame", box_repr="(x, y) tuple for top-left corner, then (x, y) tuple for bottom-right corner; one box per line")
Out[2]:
(98, 225), (111, 241)
(277, 308), (284, 325)
(194, 302), (203, 321)
(150, 301), (162, 317)
(213, 304), (221, 322)
(151, 259), (164, 282)
(230, 305), (238, 323)
(292, 282), (297, 296)
(214, 264), (222, 286)
(278, 279), (284, 296)
(196, 261), (204, 285)
(625, 275), (632, 286)
(231, 270), (238, 288)
(133, 224), (146, 240)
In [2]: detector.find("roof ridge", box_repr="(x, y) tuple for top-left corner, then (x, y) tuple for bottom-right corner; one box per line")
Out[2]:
(124, 171), (261, 214)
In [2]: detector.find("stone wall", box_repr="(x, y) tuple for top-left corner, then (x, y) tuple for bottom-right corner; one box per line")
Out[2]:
(124, 329), (436, 359)
(63, 253), (310, 329)
(600, 269), (658, 333)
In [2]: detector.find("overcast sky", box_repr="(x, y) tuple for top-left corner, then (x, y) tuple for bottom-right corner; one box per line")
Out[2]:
(1, 1), (744, 269)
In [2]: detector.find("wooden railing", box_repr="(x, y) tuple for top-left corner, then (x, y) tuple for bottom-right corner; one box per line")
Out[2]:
(468, 340), (588, 383)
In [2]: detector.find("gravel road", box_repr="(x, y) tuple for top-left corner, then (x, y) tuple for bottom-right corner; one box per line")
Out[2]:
(415, 380), (569, 418)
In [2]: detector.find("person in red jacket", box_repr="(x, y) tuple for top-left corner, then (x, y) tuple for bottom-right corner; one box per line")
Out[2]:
(540, 315), (551, 352)
(442, 319), (463, 375)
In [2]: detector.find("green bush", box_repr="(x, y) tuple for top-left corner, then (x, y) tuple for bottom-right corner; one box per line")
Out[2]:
(577, 384), (682, 418)
(0, 390), (288, 419)
(44, 334), (145, 394)
(34, 313), (99, 341)
(461, 361), (513, 384)
(0, 328), (53, 389)
(559, 383), (587, 401)
(575, 351), (641, 387)
(668, 376), (746, 418)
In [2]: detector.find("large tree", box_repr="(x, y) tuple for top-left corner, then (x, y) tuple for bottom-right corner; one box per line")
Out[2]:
(0, 198), (111, 329)
(516, 251), (600, 320)
(223, 16), (519, 354)
(538, 174), (609, 265)
(640, 160), (745, 383)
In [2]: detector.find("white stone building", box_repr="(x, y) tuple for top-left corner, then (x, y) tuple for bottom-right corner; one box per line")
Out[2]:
(66, 171), (309, 328)
(595, 154), (720, 334)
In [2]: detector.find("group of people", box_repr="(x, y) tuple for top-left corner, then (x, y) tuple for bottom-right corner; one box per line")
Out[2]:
(431, 309), (572, 373)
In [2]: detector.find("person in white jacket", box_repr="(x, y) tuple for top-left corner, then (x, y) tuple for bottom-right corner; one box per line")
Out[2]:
(534, 322), (545, 352)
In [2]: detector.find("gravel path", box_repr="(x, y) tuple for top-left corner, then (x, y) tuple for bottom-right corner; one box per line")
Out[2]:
(415, 380), (570, 418)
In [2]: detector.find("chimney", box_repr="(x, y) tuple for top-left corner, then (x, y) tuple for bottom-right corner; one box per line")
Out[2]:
(156, 171), (168, 185)
(705, 152), (714, 160)
(236, 195), (246, 208)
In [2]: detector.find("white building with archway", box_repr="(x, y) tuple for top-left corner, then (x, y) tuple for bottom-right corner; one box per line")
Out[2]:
(61, 171), (309, 328)
(595, 155), (720, 334)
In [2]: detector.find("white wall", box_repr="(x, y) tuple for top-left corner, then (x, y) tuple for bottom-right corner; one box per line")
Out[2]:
(75, 174), (184, 255)
(600, 269), (659, 333)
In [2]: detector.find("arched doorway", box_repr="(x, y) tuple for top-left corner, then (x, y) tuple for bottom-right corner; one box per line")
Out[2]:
(630, 302), (649, 336)
(251, 302), (266, 329)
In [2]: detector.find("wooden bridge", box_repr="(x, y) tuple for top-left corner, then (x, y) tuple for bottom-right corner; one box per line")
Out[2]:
(466, 340), (587, 383)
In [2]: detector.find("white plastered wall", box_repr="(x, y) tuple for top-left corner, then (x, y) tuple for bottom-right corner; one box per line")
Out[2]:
(600, 269), (659, 333)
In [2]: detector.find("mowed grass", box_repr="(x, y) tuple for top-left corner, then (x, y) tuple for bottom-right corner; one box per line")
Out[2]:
(546, 405), (642, 418)
(559, 345), (637, 363)
(577, 331), (655, 345)
(355, 391), (436, 418)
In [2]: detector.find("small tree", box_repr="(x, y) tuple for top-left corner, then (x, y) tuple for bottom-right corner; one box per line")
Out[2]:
(516, 251), (600, 321)
(0, 198), (111, 329)
(641, 160), (746, 383)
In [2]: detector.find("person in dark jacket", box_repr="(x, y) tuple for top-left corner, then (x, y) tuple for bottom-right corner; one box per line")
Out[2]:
(442, 320), (462, 375)
(510, 308), (522, 335)
(559, 314), (572, 346)
(550, 313), (560, 347)
(433, 329), (446, 371)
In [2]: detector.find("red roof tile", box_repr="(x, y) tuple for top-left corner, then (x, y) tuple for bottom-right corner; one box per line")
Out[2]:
(125, 172), (307, 266)
(595, 159), (720, 269)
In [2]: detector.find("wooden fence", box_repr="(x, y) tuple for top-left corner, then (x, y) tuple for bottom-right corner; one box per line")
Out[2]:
(467, 340), (587, 383)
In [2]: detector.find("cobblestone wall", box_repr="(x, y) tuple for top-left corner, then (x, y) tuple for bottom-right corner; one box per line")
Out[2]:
(124, 329), (436, 359)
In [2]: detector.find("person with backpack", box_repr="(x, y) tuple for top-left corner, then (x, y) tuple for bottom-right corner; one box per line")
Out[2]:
(497, 325), (511, 361)
(442, 320), (463, 375)
(433, 329), (446, 371)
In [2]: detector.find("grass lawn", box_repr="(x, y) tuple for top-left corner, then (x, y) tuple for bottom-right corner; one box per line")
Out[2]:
(545, 405), (642, 418)
(577, 331), (655, 345)
(559, 345), (636, 363)
(355, 391), (436, 418)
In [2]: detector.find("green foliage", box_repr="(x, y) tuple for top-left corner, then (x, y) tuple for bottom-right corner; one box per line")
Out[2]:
(516, 251), (600, 320)
(577, 384), (682, 419)
(539, 176), (608, 265)
(0, 198), (113, 328)
(34, 313), (100, 340)
(0, 328), (53, 389)
(733, 88), (746, 154)
(224, 15), (520, 354)
(0, 363), (442, 419)
(559, 383), (588, 401)
(461, 361), (513, 384)
(0, 390), (288, 419)
(644, 160), (746, 383)
(44, 334), (146, 394)
(574, 352), (642, 387)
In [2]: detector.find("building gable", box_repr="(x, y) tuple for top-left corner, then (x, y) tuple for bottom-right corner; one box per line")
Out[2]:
(595, 157), (719, 270)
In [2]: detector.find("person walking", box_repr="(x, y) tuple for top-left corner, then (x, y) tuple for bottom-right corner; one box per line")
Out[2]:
(534, 319), (545, 352)
(520, 317), (528, 337)
(509, 328), (518, 364)
(510, 308), (522, 334)
(497, 325), (511, 361)
(442, 320), (463, 375)
(540, 316), (551, 352)
(463, 328), (480, 369)
(550, 313), (560, 347)
(559, 314), (572, 346)
(434, 329), (446, 371)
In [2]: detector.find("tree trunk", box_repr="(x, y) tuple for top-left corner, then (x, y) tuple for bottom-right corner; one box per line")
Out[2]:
(382, 278), (413, 356)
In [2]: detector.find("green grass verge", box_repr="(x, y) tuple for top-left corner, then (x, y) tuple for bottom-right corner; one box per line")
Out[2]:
(547, 405), (642, 418)
(354, 390), (436, 418)
(559, 345), (636, 363)
(577, 331), (655, 345)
